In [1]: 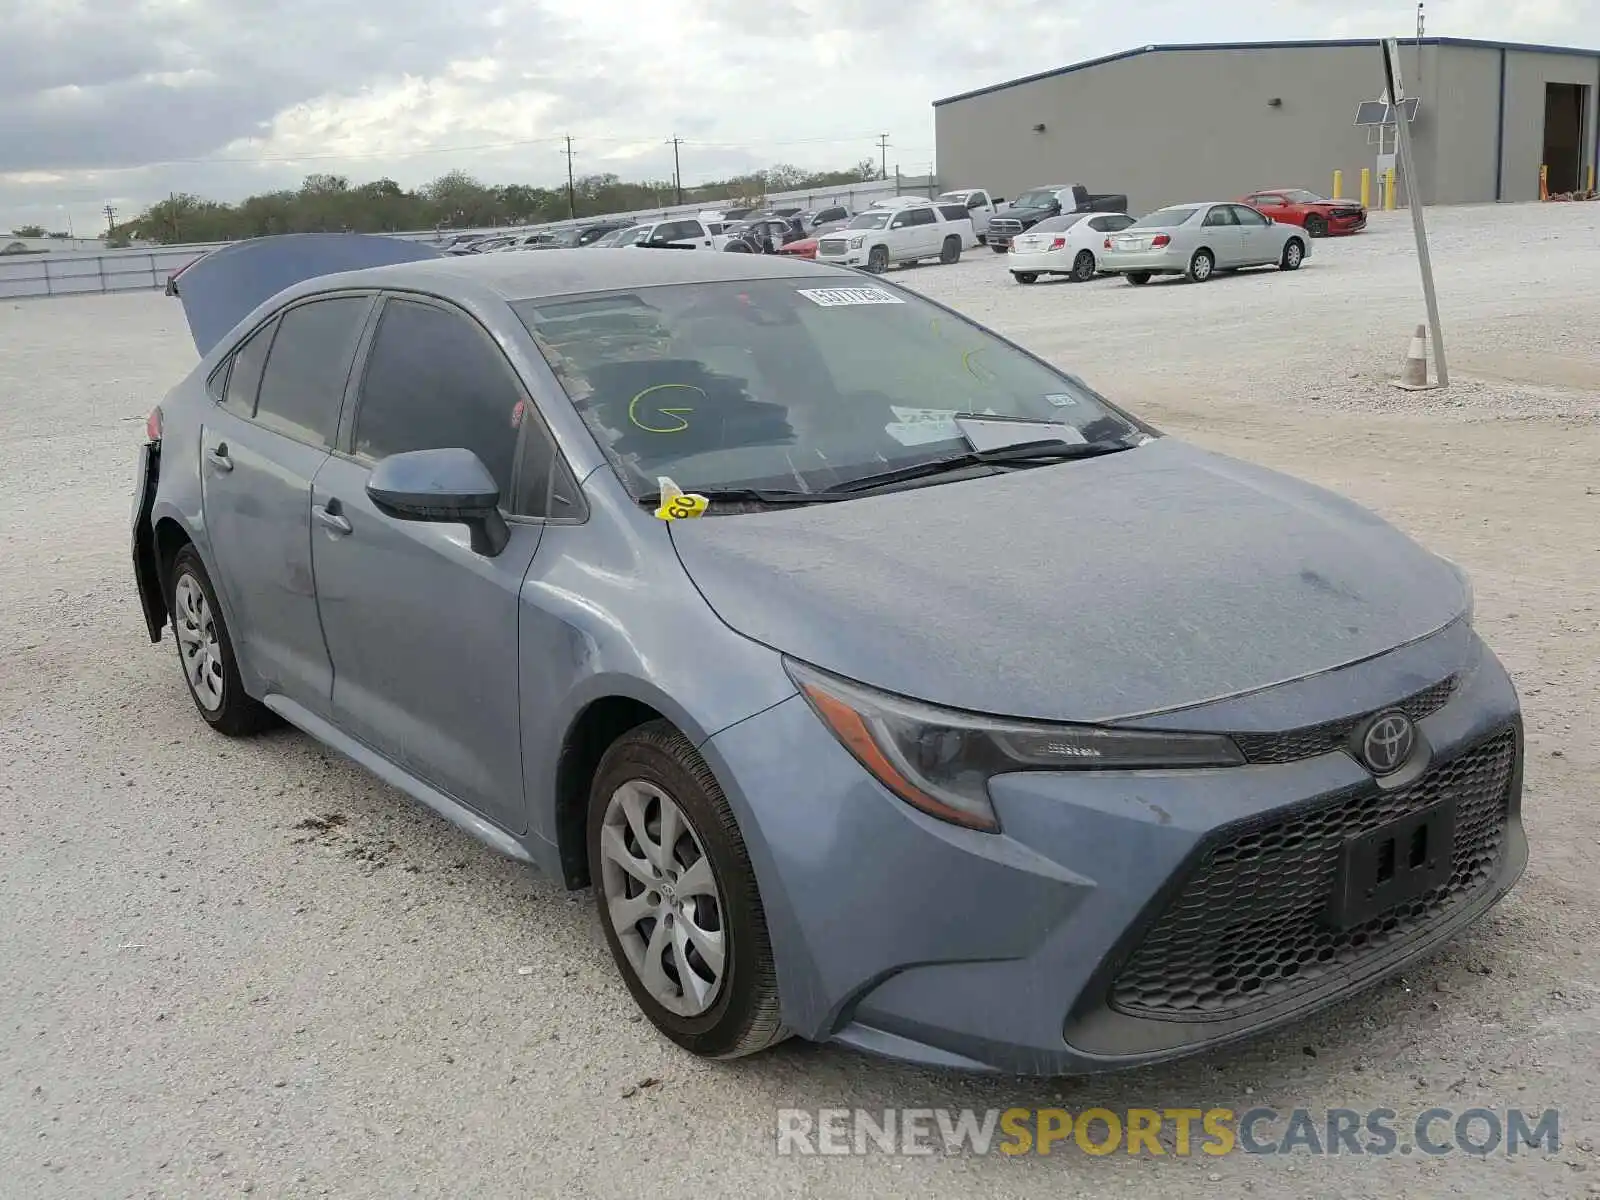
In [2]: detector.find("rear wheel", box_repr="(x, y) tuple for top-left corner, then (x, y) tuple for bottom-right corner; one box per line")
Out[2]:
(1280, 238), (1305, 270)
(1304, 214), (1328, 238)
(866, 245), (889, 273)
(1071, 250), (1096, 282)
(1013, 272), (1038, 284)
(169, 545), (275, 736)
(1126, 271), (1152, 286)
(589, 721), (786, 1059)
(939, 235), (961, 265)
(1186, 249), (1215, 282)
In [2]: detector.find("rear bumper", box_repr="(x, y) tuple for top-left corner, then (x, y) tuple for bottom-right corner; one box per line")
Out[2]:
(702, 622), (1525, 1075)
(1101, 248), (1189, 274)
(1007, 249), (1072, 272)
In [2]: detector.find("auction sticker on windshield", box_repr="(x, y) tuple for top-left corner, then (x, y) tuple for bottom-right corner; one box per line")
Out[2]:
(797, 287), (906, 307)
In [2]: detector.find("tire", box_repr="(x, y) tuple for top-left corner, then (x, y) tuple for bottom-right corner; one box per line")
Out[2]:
(723, 241), (752, 254)
(168, 544), (275, 735)
(939, 235), (961, 265)
(1126, 272), (1152, 286)
(1070, 250), (1096, 282)
(976, 233), (987, 245)
(1013, 272), (1038, 284)
(866, 245), (889, 273)
(1304, 215), (1328, 238)
(990, 243), (1008, 254)
(1186, 249), (1215, 283)
(588, 721), (786, 1059)
(1280, 237), (1305, 271)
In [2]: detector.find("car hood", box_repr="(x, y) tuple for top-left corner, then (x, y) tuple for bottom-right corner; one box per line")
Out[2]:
(1003, 206), (1055, 222)
(668, 438), (1466, 723)
(170, 232), (445, 356)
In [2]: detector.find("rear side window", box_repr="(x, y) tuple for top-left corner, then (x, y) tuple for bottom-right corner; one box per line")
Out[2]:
(354, 298), (538, 514)
(938, 204), (968, 222)
(1131, 207), (1197, 229)
(222, 319), (277, 416)
(254, 296), (372, 447)
(906, 207), (937, 226)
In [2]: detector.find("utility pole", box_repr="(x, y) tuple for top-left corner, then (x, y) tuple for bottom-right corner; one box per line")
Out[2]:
(562, 136), (576, 220)
(1416, 1), (1425, 37)
(876, 133), (890, 180)
(667, 136), (684, 205)
(103, 204), (117, 235)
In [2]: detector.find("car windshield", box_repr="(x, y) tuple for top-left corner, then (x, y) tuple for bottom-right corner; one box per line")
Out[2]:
(1130, 207), (1198, 229)
(1030, 214), (1087, 233)
(1013, 189), (1060, 209)
(846, 211), (890, 230)
(1284, 190), (1331, 204)
(616, 226), (652, 246)
(512, 279), (1141, 503)
(936, 192), (971, 204)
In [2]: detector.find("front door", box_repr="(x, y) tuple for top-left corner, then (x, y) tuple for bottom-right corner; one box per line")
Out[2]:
(1230, 204), (1278, 264)
(199, 294), (373, 713)
(310, 295), (547, 835)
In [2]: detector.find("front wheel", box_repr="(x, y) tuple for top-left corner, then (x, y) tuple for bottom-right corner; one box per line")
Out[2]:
(169, 545), (275, 735)
(589, 721), (786, 1059)
(1126, 271), (1152, 286)
(1012, 271), (1038, 284)
(990, 243), (1008, 254)
(1280, 238), (1305, 270)
(1070, 250), (1096, 282)
(1186, 249), (1215, 282)
(1304, 215), (1328, 238)
(865, 245), (889, 273)
(939, 235), (961, 265)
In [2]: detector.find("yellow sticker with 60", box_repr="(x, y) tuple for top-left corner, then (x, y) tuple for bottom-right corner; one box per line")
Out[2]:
(654, 476), (709, 521)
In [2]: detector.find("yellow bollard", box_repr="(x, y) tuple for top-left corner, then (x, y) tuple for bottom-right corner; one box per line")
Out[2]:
(1384, 168), (1396, 210)
(1360, 167), (1372, 208)
(1332, 169), (1343, 199)
(1589, 164), (1597, 194)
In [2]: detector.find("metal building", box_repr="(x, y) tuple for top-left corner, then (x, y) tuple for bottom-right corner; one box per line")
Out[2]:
(933, 38), (1599, 213)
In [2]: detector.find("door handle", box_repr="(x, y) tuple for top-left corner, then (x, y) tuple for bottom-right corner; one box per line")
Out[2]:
(206, 443), (233, 471)
(313, 504), (352, 535)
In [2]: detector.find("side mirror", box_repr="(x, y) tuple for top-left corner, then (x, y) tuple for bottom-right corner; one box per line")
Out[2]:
(1047, 199), (1062, 214)
(367, 447), (509, 557)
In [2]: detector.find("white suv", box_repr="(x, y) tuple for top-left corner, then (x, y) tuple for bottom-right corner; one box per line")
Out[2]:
(814, 200), (964, 272)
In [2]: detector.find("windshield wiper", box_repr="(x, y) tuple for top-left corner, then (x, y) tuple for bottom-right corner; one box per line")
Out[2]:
(822, 438), (1135, 495)
(637, 486), (847, 509)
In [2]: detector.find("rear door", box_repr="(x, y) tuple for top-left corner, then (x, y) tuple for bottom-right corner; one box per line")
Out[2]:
(309, 295), (569, 835)
(1199, 204), (1244, 265)
(199, 293), (374, 715)
(905, 206), (941, 255)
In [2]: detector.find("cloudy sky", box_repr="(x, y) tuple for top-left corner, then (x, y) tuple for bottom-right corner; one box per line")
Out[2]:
(3, 0), (1596, 232)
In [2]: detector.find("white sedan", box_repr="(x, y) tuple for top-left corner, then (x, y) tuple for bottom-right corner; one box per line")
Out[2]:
(1007, 212), (1137, 284)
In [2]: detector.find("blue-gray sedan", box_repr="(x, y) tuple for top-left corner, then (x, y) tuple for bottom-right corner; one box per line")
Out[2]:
(133, 233), (1525, 1074)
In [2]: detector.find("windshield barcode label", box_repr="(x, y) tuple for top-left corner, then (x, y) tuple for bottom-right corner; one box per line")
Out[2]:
(797, 287), (906, 307)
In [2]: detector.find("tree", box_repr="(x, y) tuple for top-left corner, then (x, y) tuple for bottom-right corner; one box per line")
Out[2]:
(10, 225), (46, 237)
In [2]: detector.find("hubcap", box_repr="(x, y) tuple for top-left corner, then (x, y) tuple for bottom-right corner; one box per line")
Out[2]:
(173, 573), (224, 712)
(1194, 255), (1212, 280)
(599, 780), (726, 1017)
(1288, 244), (1302, 266)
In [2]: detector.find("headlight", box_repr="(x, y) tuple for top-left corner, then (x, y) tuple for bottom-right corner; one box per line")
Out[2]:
(848, 235), (865, 249)
(786, 660), (1244, 834)
(1437, 555), (1475, 624)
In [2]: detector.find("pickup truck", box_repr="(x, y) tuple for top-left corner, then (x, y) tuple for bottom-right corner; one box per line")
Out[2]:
(935, 188), (1009, 244)
(986, 184), (1129, 252)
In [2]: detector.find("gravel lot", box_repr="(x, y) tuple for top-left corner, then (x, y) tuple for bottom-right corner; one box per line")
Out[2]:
(2, 202), (1598, 1199)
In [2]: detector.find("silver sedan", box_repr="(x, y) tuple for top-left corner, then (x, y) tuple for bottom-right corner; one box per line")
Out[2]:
(1100, 201), (1310, 284)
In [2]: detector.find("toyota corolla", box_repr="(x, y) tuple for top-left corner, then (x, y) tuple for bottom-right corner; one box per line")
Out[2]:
(134, 234), (1525, 1074)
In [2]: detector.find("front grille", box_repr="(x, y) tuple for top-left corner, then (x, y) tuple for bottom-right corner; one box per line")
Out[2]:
(1333, 207), (1365, 218)
(817, 238), (848, 255)
(990, 219), (1024, 236)
(1108, 727), (1517, 1021)
(1231, 676), (1455, 765)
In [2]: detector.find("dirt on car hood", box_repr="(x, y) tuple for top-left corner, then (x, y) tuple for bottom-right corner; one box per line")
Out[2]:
(667, 437), (1468, 723)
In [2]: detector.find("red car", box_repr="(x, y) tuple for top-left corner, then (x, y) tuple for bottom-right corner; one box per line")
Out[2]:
(1239, 189), (1367, 237)
(777, 219), (850, 260)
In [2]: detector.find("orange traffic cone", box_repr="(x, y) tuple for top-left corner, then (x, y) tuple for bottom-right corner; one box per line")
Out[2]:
(1391, 324), (1433, 390)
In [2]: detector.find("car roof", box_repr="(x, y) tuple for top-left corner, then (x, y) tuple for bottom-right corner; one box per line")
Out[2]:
(323, 247), (853, 302)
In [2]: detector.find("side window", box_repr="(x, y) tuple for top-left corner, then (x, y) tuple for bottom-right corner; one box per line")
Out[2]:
(968, 195), (984, 210)
(1203, 206), (1238, 227)
(907, 207), (937, 226)
(1086, 216), (1109, 232)
(889, 211), (911, 229)
(1233, 205), (1271, 227)
(354, 299), (542, 515)
(253, 296), (371, 447)
(206, 359), (231, 404)
(1107, 215), (1136, 231)
(939, 204), (967, 222)
(222, 319), (277, 416)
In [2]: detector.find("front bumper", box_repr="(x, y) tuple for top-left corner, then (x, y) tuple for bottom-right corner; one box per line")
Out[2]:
(816, 251), (867, 268)
(702, 621), (1524, 1074)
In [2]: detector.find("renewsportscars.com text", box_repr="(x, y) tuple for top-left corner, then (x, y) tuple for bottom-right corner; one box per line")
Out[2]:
(775, 1106), (1560, 1157)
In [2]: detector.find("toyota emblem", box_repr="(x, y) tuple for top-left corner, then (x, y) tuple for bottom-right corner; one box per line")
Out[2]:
(1359, 711), (1416, 775)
